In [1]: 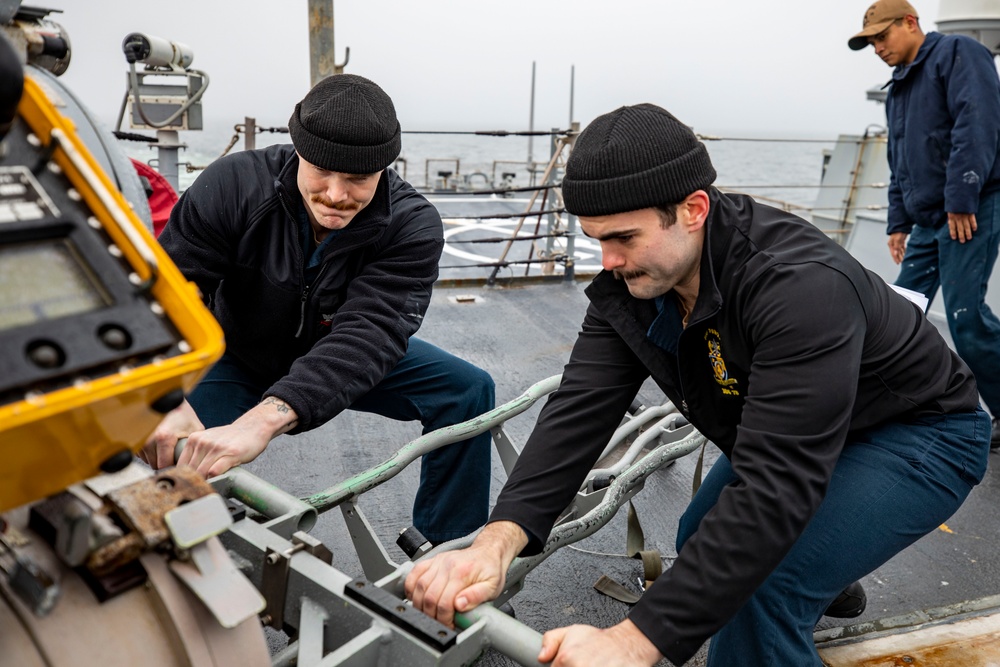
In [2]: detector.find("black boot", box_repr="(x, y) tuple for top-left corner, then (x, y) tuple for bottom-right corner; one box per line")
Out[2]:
(824, 580), (866, 618)
(991, 417), (1000, 450)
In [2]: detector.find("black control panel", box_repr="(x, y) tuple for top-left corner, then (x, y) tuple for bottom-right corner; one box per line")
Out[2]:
(0, 126), (181, 404)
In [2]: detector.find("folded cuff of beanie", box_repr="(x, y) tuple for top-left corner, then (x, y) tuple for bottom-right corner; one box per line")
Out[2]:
(562, 144), (716, 217)
(290, 114), (401, 174)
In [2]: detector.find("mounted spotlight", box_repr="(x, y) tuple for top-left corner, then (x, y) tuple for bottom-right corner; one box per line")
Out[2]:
(118, 31), (207, 133)
(121, 32), (193, 71)
(117, 31), (210, 192)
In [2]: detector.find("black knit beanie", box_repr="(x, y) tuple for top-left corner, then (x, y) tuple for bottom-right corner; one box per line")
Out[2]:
(562, 103), (716, 217)
(288, 73), (401, 173)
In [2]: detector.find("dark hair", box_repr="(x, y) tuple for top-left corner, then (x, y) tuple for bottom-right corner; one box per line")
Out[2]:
(654, 204), (679, 228)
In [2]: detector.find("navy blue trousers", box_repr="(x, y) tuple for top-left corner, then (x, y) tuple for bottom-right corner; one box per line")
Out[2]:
(188, 337), (495, 543)
(676, 409), (990, 666)
(896, 190), (1000, 415)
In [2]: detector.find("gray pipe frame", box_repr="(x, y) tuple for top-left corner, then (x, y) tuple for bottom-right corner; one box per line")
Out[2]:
(378, 563), (544, 667)
(172, 375), (560, 539)
(303, 374), (562, 514)
(375, 430), (704, 665)
(211, 467), (318, 534)
(380, 428), (705, 600)
(594, 404), (677, 463)
(505, 429), (706, 591)
(458, 605), (546, 667)
(588, 413), (692, 483)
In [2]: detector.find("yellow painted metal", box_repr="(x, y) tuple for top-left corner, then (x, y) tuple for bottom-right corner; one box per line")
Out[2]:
(0, 76), (225, 511)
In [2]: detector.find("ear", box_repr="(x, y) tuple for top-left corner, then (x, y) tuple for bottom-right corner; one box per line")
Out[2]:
(680, 190), (710, 231)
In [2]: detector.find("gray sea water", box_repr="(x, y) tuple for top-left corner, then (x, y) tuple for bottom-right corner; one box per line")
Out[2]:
(116, 121), (839, 216)
(114, 123), (849, 280)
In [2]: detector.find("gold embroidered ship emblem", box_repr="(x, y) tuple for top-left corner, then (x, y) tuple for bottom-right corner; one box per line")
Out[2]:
(705, 328), (739, 395)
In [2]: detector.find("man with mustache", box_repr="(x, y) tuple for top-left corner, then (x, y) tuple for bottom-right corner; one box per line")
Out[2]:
(849, 0), (1000, 448)
(141, 74), (494, 546)
(405, 104), (991, 666)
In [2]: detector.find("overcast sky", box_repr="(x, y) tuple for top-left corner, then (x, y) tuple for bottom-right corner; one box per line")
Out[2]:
(50, 0), (951, 138)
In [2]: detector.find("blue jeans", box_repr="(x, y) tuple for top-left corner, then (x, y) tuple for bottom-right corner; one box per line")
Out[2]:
(895, 191), (1000, 414)
(676, 409), (990, 667)
(188, 337), (495, 543)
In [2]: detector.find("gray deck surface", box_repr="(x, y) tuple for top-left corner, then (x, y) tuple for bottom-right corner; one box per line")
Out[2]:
(246, 279), (1000, 667)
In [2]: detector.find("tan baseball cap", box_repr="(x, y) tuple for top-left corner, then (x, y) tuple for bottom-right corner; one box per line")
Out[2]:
(848, 0), (919, 50)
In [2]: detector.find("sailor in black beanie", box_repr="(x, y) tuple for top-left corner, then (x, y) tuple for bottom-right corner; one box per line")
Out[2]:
(288, 73), (401, 177)
(407, 103), (987, 667)
(145, 74), (495, 547)
(287, 73), (402, 235)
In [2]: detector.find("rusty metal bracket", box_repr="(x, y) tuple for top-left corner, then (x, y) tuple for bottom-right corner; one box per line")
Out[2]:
(86, 467), (216, 576)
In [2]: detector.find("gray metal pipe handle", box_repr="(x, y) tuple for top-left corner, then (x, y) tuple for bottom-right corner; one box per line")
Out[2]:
(459, 604), (546, 667)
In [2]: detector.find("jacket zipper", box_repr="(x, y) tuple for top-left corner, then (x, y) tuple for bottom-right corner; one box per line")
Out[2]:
(295, 286), (310, 339)
(294, 261), (332, 339)
(676, 348), (690, 418)
(675, 312), (709, 420)
(277, 181), (321, 341)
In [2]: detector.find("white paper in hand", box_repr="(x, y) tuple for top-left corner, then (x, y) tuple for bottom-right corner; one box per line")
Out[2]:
(889, 284), (930, 313)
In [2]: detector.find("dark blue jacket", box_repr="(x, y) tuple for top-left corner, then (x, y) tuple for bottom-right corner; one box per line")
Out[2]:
(886, 31), (1000, 235)
(159, 145), (444, 432)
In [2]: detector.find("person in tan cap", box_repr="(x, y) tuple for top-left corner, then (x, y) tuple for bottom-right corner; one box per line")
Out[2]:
(850, 0), (1000, 449)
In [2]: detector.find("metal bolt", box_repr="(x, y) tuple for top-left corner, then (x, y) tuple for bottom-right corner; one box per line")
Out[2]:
(282, 543), (306, 558)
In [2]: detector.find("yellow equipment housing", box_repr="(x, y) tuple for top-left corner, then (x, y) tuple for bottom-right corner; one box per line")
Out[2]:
(0, 75), (224, 511)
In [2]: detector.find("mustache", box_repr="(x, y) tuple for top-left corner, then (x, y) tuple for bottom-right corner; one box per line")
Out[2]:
(613, 269), (644, 281)
(310, 194), (359, 212)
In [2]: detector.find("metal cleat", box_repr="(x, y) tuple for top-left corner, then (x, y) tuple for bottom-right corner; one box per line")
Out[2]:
(85, 466), (216, 576)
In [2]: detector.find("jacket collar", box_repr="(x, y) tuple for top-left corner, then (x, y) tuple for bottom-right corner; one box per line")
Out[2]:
(892, 31), (941, 83)
(686, 187), (729, 325)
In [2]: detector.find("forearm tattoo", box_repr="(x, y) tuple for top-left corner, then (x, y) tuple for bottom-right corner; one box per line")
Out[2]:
(261, 396), (298, 431)
(261, 396), (291, 413)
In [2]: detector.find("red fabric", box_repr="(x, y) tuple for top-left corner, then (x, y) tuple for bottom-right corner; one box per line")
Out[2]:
(131, 158), (179, 237)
